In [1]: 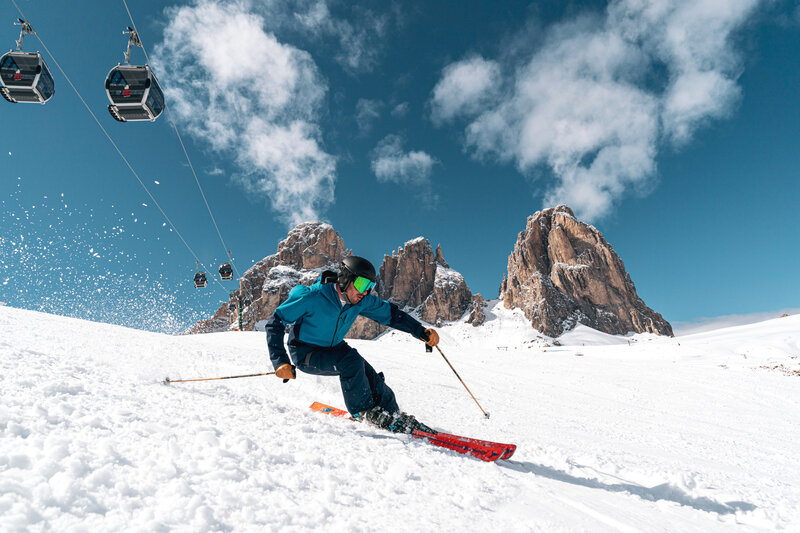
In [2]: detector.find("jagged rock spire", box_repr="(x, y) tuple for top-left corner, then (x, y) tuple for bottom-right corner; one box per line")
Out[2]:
(500, 205), (673, 337)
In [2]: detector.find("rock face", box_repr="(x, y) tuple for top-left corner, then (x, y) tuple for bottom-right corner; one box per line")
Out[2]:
(187, 304), (234, 335)
(348, 239), (473, 338)
(188, 224), (473, 338)
(466, 293), (487, 327)
(500, 205), (673, 337)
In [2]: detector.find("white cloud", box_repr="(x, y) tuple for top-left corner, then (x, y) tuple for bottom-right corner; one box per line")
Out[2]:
(238, 120), (336, 224)
(370, 135), (438, 204)
(431, 56), (501, 124)
(391, 102), (409, 118)
(332, 13), (388, 72)
(291, 1), (389, 72)
(432, 0), (762, 221)
(607, 0), (750, 144)
(355, 98), (382, 136)
(293, 0), (331, 32)
(152, 0), (335, 226)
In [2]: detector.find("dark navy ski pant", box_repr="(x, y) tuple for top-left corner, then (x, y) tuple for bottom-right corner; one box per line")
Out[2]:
(289, 342), (398, 415)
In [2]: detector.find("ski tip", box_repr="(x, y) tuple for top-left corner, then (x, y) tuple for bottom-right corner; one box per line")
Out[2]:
(500, 445), (516, 461)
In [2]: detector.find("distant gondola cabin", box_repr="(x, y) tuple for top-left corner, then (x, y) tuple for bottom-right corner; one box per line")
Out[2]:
(219, 263), (233, 281)
(193, 272), (208, 289)
(0, 51), (55, 103)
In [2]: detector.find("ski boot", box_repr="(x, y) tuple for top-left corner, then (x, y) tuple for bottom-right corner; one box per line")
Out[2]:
(359, 406), (435, 434)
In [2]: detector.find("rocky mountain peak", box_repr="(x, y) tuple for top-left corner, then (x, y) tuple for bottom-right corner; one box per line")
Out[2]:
(434, 244), (449, 268)
(500, 205), (673, 337)
(382, 238), (470, 320)
(271, 221), (347, 270)
(379, 237), (438, 309)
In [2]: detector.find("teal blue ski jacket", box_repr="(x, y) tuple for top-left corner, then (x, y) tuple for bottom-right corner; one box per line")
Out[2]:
(266, 275), (426, 369)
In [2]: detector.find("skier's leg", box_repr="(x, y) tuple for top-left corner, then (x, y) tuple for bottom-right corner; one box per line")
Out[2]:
(334, 346), (377, 414)
(295, 343), (374, 415)
(363, 360), (399, 414)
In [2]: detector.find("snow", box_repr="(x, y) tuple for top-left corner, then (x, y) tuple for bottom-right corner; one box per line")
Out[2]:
(262, 265), (331, 294)
(2, 305), (800, 531)
(433, 263), (465, 289)
(0, 184), (197, 333)
(552, 261), (590, 271)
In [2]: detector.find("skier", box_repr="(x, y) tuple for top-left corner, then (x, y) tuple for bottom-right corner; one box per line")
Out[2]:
(266, 256), (439, 433)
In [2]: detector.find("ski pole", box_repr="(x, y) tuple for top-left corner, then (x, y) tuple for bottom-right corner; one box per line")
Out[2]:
(433, 345), (491, 419)
(162, 372), (275, 384)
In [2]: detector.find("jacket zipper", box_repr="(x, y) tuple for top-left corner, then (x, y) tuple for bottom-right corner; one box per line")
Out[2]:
(330, 304), (347, 346)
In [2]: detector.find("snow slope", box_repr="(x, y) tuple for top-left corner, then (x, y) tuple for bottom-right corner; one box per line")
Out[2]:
(2, 304), (799, 532)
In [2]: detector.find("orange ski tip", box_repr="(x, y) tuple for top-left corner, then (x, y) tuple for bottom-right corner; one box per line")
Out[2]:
(309, 402), (349, 417)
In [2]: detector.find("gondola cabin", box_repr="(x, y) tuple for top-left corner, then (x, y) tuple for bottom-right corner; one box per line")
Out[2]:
(0, 51), (55, 103)
(193, 271), (208, 289)
(105, 64), (164, 122)
(219, 263), (233, 281)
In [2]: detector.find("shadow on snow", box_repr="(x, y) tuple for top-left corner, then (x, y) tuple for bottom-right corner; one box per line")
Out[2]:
(498, 460), (757, 515)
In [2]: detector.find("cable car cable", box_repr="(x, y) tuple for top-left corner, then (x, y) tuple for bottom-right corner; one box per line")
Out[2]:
(121, 0), (243, 281)
(9, 0), (229, 295)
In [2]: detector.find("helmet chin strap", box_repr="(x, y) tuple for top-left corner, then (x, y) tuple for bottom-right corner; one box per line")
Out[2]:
(336, 282), (353, 305)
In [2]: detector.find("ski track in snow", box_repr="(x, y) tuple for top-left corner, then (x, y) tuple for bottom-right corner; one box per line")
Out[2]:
(1, 304), (799, 532)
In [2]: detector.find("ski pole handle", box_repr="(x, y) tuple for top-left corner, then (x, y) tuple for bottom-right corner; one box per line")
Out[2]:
(421, 329), (434, 352)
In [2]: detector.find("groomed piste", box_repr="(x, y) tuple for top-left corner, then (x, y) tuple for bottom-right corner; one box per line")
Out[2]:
(2, 303), (799, 531)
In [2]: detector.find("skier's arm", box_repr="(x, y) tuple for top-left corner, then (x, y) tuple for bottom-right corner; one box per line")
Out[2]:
(265, 285), (313, 369)
(388, 303), (427, 339)
(266, 311), (291, 369)
(358, 296), (427, 339)
(388, 303), (439, 346)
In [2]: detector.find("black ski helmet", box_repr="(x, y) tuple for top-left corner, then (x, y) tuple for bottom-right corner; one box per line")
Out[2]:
(337, 256), (377, 292)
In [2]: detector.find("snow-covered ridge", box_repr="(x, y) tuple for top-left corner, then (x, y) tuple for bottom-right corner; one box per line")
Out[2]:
(2, 305), (799, 531)
(433, 263), (465, 289)
(552, 261), (590, 270)
(403, 236), (426, 247)
(261, 264), (323, 292)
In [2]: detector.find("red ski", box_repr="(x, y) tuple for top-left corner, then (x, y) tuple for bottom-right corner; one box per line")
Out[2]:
(431, 430), (517, 461)
(310, 402), (516, 462)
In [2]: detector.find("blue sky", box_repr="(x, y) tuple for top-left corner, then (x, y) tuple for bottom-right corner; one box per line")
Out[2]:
(1, 0), (799, 333)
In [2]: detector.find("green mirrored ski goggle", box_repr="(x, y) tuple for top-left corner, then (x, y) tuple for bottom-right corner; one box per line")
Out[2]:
(352, 276), (376, 294)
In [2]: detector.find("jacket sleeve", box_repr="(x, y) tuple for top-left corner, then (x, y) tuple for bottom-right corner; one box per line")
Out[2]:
(388, 303), (426, 339)
(266, 311), (291, 369)
(358, 295), (426, 339)
(265, 285), (314, 369)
